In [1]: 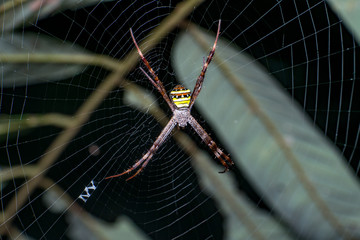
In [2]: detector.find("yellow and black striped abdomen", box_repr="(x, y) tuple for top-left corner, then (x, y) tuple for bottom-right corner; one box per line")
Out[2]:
(170, 85), (191, 108)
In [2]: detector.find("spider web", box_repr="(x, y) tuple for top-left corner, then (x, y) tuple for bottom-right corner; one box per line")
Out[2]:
(0, 0), (359, 239)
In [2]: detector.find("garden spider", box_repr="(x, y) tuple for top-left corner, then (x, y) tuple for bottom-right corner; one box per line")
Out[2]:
(106, 20), (234, 181)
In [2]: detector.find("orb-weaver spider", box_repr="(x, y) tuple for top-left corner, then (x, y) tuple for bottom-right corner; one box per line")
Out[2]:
(106, 20), (234, 181)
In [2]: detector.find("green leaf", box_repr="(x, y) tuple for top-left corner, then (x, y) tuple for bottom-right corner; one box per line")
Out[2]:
(327, 0), (360, 43)
(0, 33), (87, 87)
(172, 25), (360, 238)
(0, 0), (115, 31)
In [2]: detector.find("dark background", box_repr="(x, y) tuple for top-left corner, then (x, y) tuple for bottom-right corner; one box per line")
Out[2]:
(1, 0), (359, 239)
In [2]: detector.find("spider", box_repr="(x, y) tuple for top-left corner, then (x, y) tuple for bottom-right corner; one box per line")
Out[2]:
(106, 20), (234, 181)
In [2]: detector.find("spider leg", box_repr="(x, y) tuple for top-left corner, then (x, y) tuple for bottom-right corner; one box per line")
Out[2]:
(189, 20), (221, 110)
(130, 28), (175, 111)
(139, 67), (166, 97)
(125, 152), (153, 181)
(188, 115), (234, 172)
(105, 117), (176, 181)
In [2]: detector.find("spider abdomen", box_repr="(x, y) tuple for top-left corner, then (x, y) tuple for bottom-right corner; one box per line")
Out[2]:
(170, 85), (191, 108)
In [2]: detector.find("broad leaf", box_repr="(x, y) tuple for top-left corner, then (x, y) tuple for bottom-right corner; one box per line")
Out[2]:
(172, 25), (360, 238)
(1, 33), (87, 87)
(0, 0), (114, 31)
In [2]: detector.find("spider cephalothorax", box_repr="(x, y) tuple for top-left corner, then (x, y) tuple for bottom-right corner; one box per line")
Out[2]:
(105, 20), (234, 180)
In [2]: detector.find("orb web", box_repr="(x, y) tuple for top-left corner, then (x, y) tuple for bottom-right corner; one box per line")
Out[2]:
(0, 0), (359, 239)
